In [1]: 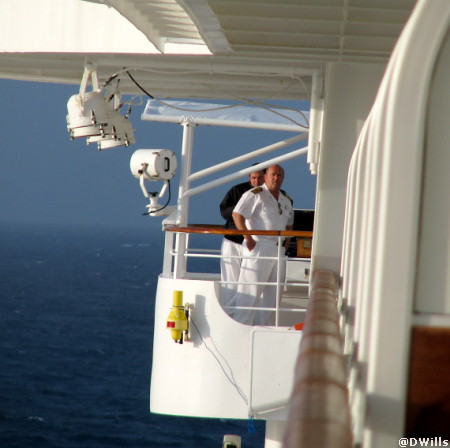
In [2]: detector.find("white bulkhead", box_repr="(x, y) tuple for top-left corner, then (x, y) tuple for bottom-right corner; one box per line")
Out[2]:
(150, 276), (302, 420)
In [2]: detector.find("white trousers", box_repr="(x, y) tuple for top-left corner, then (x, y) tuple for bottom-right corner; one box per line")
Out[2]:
(220, 238), (243, 310)
(232, 239), (286, 326)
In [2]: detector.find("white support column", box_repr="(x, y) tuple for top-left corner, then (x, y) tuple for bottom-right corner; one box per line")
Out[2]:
(174, 122), (195, 278)
(312, 62), (385, 274)
(307, 73), (324, 175)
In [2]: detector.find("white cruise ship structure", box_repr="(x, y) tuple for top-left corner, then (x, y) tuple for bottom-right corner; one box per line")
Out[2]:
(1, 0), (449, 447)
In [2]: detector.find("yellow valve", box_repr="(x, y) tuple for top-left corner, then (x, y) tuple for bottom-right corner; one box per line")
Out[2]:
(166, 290), (188, 343)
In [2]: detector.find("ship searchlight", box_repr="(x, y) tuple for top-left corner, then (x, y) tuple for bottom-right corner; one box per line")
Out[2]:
(130, 149), (177, 216)
(130, 149), (177, 181)
(66, 65), (135, 150)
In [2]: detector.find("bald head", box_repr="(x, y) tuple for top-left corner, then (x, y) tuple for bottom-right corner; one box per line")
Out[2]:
(264, 165), (285, 193)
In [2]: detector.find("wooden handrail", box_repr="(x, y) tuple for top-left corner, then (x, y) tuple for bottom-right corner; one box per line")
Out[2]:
(283, 269), (352, 448)
(165, 224), (313, 238)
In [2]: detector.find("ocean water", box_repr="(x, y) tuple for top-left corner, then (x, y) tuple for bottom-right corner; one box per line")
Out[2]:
(0, 223), (264, 448)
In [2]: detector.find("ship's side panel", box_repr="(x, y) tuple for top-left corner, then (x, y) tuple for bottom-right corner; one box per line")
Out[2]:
(249, 328), (302, 419)
(150, 276), (302, 420)
(150, 277), (250, 419)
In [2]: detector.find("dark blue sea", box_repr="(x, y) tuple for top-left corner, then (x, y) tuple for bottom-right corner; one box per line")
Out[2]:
(0, 223), (265, 448)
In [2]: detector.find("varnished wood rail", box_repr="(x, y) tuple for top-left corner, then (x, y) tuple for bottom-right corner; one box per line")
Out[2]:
(165, 224), (313, 238)
(283, 269), (352, 448)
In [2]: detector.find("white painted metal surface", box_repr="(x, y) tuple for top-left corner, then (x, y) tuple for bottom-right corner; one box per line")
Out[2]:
(311, 62), (385, 274)
(150, 277), (303, 419)
(340, 1), (450, 446)
(0, 0), (416, 99)
(142, 99), (309, 132)
(151, 277), (250, 418)
(96, 0), (216, 53)
(1, 0), (160, 53)
(249, 328), (302, 419)
(415, 27), (450, 314)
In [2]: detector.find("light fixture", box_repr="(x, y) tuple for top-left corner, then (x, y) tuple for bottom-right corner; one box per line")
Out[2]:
(87, 111), (135, 150)
(67, 65), (135, 150)
(130, 149), (177, 216)
(66, 91), (110, 139)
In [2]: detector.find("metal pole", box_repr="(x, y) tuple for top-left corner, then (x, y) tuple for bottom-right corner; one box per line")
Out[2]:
(189, 133), (307, 182)
(275, 235), (284, 327)
(307, 73), (324, 175)
(183, 145), (308, 198)
(174, 122), (195, 278)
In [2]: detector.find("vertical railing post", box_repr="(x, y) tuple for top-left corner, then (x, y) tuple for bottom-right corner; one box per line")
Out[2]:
(162, 230), (174, 277)
(275, 234), (284, 326)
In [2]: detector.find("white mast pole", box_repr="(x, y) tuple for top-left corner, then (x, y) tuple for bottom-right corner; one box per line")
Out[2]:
(173, 121), (195, 278)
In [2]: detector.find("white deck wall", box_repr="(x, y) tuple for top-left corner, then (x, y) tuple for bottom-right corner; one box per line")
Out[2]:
(415, 28), (450, 315)
(312, 62), (385, 274)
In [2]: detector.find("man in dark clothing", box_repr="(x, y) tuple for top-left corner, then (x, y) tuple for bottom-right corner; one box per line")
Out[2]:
(219, 168), (265, 310)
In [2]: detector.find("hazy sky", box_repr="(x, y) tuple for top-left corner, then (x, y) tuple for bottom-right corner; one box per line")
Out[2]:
(0, 79), (316, 231)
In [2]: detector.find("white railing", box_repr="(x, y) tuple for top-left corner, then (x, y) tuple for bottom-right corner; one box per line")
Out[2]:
(338, 1), (450, 446)
(163, 225), (312, 327)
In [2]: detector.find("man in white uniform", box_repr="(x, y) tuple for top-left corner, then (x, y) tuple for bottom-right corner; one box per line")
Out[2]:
(231, 165), (294, 325)
(219, 168), (265, 311)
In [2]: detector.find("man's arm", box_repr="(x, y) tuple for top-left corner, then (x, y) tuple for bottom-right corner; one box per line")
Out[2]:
(284, 225), (293, 251)
(232, 212), (256, 251)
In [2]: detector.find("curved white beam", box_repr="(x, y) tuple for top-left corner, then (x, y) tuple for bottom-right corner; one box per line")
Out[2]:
(180, 0), (232, 53)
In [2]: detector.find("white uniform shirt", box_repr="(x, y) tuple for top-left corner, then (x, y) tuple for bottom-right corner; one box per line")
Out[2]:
(233, 183), (294, 242)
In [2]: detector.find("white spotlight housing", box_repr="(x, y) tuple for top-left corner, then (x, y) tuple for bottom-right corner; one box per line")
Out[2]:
(88, 113), (135, 150)
(130, 149), (177, 217)
(66, 91), (110, 139)
(67, 65), (135, 150)
(130, 149), (177, 180)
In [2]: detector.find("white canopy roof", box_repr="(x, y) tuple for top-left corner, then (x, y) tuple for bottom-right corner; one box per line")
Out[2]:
(142, 99), (309, 132)
(0, 0), (417, 100)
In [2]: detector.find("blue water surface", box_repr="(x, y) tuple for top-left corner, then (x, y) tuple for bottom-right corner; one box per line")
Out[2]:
(0, 223), (264, 448)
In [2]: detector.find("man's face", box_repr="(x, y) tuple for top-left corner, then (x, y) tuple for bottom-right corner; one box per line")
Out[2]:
(249, 171), (265, 187)
(264, 166), (284, 191)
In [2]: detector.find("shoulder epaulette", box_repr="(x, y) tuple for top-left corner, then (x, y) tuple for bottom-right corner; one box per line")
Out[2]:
(281, 189), (293, 202)
(251, 187), (263, 194)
